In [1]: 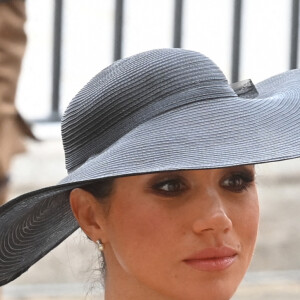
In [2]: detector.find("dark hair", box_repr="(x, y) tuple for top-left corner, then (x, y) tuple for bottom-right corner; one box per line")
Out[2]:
(80, 177), (115, 284)
(81, 177), (115, 201)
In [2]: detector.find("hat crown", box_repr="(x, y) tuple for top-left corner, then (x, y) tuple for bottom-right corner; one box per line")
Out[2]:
(62, 48), (236, 172)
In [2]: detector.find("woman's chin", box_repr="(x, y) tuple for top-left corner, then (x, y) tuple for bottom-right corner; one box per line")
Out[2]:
(171, 260), (246, 300)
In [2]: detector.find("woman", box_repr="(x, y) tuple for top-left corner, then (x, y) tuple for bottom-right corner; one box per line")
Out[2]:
(0, 48), (300, 300)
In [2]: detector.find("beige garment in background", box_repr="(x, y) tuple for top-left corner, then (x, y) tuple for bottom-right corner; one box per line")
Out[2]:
(0, 0), (32, 206)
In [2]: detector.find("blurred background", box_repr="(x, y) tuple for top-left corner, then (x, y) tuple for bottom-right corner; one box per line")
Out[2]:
(1, 0), (300, 299)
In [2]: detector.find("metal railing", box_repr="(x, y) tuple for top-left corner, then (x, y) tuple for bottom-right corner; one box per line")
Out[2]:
(47, 0), (299, 122)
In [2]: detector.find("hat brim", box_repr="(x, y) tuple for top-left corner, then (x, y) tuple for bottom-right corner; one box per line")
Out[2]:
(1, 69), (300, 286)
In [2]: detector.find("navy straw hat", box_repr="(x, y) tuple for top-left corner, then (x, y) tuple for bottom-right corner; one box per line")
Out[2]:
(1, 48), (300, 286)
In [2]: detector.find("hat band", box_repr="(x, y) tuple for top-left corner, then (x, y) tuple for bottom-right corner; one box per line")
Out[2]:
(65, 84), (237, 172)
(230, 79), (258, 98)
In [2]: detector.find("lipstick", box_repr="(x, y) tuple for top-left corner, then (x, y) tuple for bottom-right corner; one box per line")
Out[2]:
(184, 246), (238, 271)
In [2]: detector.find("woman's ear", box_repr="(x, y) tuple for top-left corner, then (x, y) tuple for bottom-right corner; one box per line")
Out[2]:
(69, 188), (107, 243)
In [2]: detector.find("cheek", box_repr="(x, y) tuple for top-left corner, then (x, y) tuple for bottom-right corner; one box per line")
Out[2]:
(106, 196), (174, 271)
(233, 191), (259, 262)
(245, 195), (259, 241)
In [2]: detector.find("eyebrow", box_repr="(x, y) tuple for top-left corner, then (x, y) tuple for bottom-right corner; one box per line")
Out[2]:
(225, 165), (255, 172)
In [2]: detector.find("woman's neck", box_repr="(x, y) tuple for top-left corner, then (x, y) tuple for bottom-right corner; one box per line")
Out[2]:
(104, 269), (175, 300)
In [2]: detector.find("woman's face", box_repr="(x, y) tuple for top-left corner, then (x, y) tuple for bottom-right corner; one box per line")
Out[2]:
(73, 166), (259, 300)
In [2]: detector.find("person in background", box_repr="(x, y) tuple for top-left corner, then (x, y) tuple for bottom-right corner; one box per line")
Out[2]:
(0, 0), (34, 206)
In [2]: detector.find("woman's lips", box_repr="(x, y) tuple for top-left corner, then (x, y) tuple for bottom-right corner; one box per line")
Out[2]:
(183, 246), (238, 271)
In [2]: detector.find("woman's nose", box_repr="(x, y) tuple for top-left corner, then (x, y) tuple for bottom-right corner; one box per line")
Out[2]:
(192, 191), (233, 235)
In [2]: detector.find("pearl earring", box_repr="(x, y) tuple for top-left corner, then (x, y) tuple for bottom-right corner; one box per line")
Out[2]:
(96, 240), (104, 252)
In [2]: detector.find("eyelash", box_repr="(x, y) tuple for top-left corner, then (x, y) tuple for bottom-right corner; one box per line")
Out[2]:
(150, 172), (254, 196)
(151, 177), (187, 196)
(220, 172), (254, 193)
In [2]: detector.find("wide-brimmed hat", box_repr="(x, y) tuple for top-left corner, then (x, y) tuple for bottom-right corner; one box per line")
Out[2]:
(1, 48), (300, 286)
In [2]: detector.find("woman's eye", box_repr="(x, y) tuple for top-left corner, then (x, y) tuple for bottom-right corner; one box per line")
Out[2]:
(221, 173), (253, 192)
(152, 179), (187, 195)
